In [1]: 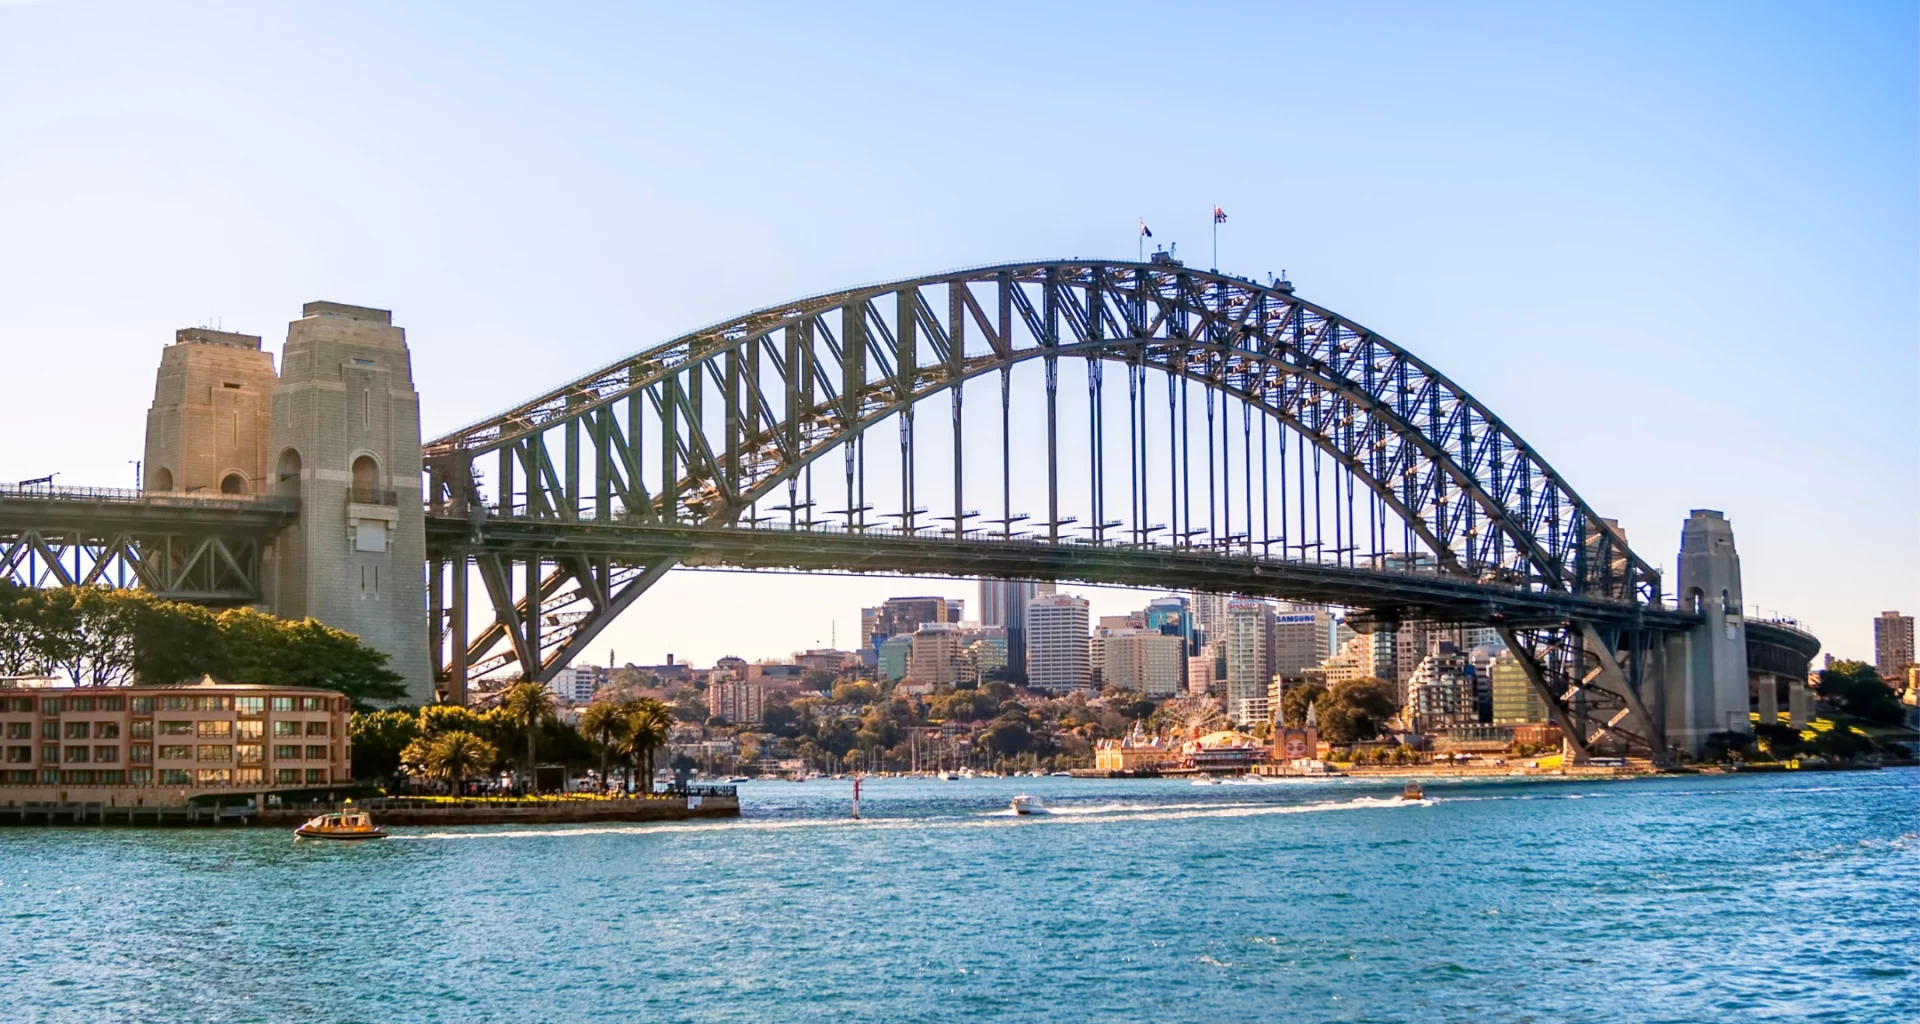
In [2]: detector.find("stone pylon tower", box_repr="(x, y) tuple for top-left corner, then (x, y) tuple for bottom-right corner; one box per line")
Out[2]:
(265, 302), (430, 702)
(1664, 509), (1750, 754)
(142, 328), (278, 495)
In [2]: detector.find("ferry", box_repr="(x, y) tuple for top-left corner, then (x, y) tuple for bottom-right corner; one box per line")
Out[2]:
(1401, 783), (1425, 801)
(1009, 794), (1047, 816)
(293, 807), (388, 841)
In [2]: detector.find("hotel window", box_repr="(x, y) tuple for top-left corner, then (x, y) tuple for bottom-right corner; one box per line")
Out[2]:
(62, 770), (94, 784)
(196, 696), (232, 712)
(129, 745), (152, 764)
(160, 769), (190, 785)
(98, 696), (123, 712)
(306, 721), (330, 737)
(274, 768), (299, 785)
(5, 746), (29, 763)
(40, 698), (60, 714)
(5, 722), (27, 739)
(236, 744), (262, 765)
(235, 720), (264, 741)
(305, 745), (328, 761)
(42, 745), (58, 762)
(130, 697), (154, 714)
(274, 745), (300, 760)
(63, 746), (89, 763)
(64, 721), (89, 739)
(93, 746), (120, 763)
(273, 721), (300, 737)
(41, 721), (58, 740)
(159, 721), (192, 735)
(39, 769), (58, 784)
(93, 722), (119, 739)
(196, 745), (232, 762)
(98, 770), (124, 785)
(236, 697), (265, 715)
(158, 745), (191, 760)
(236, 767), (263, 785)
(195, 720), (233, 738)
(305, 769), (327, 784)
(129, 720), (152, 739)
(194, 769), (231, 785)
(129, 769), (151, 785)
(68, 697), (93, 712)
(159, 696), (192, 711)
(4, 769), (32, 784)
(271, 697), (294, 712)
(7, 697), (31, 712)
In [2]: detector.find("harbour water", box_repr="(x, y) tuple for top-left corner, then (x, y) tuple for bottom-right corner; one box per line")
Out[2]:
(2, 771), (1914, 1023)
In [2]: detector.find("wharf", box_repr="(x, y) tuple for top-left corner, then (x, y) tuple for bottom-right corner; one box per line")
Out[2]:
(258, 789), (740, 827)
(0, 787), (740, 829)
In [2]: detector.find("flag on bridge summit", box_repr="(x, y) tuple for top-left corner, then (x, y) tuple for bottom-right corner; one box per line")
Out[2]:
(1213, 205), (1228, 224)
(1138, 218), (1152, 238)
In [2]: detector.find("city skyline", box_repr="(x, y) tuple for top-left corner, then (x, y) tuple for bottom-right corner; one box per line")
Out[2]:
(0, 2), (1913, 666)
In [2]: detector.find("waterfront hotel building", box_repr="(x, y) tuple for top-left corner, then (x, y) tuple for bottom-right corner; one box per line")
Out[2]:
(0, 679), (352, 806)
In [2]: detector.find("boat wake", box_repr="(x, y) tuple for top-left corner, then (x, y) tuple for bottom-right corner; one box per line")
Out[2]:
(394, 795), (1430, 842)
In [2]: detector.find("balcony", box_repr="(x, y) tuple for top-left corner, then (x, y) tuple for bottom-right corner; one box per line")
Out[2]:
(348, 487), (399, 506)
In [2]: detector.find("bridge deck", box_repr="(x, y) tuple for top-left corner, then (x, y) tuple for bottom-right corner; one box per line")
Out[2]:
(427, 514), (1698, 631)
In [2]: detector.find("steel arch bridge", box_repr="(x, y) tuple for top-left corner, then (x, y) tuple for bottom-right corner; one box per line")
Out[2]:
(423, 258), (1684, 757)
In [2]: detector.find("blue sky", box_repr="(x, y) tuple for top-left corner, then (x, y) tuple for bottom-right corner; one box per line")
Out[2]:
(1, 1), (1913, 665)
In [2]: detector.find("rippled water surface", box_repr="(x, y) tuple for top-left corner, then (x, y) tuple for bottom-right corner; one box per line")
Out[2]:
(2, 770), (1915, 1022)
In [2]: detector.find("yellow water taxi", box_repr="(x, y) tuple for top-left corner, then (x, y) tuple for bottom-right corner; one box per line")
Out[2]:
(1401, 783), (1425, 801)
(294, 807), (388, 841)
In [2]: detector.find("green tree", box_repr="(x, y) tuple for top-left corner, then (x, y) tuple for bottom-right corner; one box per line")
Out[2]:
(1816, 661), (1903, 726)
(499, 682), (557, 782)
(403, 730), (498, 792)
(128, 597), (224, 684)
(351, 708), (422, 780)
(420, 703), (496, 741)
(578, 699), (631, 784)
(619, 699), (673, 792)
(217, 608), (406, 707)
(831, 680), (879, 705)
(0, 582), (47, 676)
(1315, 677), (1398, 744)
(1281, 680), (1328, 727)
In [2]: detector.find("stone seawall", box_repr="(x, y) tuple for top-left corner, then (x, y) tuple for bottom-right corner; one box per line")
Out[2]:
(261, 794), (740, 827)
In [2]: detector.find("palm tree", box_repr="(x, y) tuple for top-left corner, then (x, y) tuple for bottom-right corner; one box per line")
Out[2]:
(578, 699), (630, 791)
(402, 730), (497, 795)
(499, 681), (556, 790)
(620, 699), (673, 795)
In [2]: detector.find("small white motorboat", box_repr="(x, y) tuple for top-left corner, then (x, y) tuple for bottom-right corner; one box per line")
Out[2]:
(1009, 794), (1047, 816)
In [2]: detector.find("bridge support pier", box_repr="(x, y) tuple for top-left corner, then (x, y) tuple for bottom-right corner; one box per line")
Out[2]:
(1666, 510), (1750, 757)
(1788, 676), (1809, 729)
(1754, 673), (1779, 726)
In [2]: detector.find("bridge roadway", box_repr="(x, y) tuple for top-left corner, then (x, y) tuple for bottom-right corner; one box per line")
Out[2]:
(0, 488), (1819, 660)
(424, 510), (1699, 633)
(0, 485), (297, 602)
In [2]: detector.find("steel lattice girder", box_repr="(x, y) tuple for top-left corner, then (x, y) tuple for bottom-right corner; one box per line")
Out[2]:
(427, 260), (1656, 601)
(0, 492), (296, 604)
(421, 259), (1670, 691)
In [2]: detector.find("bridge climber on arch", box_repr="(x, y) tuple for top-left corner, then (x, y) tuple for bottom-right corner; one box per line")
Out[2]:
(419, 258), (1779, 763)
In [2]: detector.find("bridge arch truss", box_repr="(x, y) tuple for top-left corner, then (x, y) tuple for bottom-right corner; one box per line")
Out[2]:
(424, 260), (1673, 756)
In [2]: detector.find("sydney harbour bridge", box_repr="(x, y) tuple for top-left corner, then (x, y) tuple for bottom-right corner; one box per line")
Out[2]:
(0, 257), (1818, 762)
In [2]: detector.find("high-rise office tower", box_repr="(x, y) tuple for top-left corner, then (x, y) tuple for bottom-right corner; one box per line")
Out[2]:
(1025, 592), (1090, 692)
(1223, 599), (1275, 719)
(1874, 611), (1915, 679)
(980, 579), (1047, 673)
